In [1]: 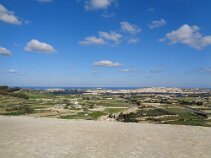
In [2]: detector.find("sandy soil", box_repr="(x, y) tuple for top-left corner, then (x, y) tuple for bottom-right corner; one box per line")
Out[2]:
(0, 116), (211, 158)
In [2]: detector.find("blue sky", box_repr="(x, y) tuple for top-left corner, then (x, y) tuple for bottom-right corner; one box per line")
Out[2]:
(0, 0), (211, 87)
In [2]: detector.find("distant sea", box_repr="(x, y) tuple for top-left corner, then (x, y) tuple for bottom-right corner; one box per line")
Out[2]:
(20, 87), (141, 90)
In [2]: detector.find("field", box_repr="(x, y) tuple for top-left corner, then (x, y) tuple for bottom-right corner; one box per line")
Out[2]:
(0, 86), (211, 127)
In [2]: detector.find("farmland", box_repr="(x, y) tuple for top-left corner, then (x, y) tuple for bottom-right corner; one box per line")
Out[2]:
(0, 86), (211, 127)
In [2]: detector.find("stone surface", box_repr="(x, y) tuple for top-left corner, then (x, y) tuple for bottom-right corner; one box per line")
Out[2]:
(0, 116), (211, 158)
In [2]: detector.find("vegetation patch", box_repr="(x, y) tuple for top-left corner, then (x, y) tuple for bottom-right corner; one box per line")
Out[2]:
(60, 111), (107, 120)
(105, 108), (127, 114)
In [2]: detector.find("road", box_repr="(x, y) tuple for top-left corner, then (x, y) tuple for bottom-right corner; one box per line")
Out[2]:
(0, 116), (211, 158)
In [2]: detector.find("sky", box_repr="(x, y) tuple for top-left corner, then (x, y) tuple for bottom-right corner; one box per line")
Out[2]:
(0, 0), (211, 88)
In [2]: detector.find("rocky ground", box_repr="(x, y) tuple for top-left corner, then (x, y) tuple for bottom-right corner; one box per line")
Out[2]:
(0, 116), (211, 158)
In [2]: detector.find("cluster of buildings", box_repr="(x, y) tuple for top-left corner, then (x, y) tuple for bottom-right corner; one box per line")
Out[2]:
(84, 87), (208, 95)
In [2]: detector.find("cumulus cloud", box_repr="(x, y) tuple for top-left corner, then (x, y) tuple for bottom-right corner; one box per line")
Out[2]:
(99, 31), (122, 43)
(120, 21), (141, 34)
(80, 31), (122, 45)
(148, 19), (166, 29)
(79, 36), (105, 45)
(93, 60), (122, 67)
(120, 21), (141, 44)
(85, 0), (115, 10)
(0, 4), (22, 25)
(79, 23), (141, 46)
(24, 39), (56, 53)
(165, 24), (211, 49)
(0, 47), (11, 56)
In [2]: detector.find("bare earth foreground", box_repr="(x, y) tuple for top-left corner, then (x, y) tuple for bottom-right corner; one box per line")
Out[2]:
(0, 116), (211, 158)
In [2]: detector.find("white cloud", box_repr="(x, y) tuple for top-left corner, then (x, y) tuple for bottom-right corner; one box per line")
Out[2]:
(8, 69), (17, 74)
(24, 39), (56, 53)
(7, 69), (24, 76)
(101, 11), (115, 18)
(93, 60), (122, 67)
(119, 69), (139, 73)
(0, 47), (11, 56)
(85, 0), (115, 10)
(120, 21), (141, 34)
(80, 31), (122, 45)
(80, 23), (141, 46)
(166, 24), (211, 49)
(148, 19), (166, 29)
(0, 4), (22, 25)
(120, 21), (141, 44)
(99, 31), (122, 43)
(79, 36), (105, 45)
(127, 38), (139, 44)
(158, 38), (165, 42)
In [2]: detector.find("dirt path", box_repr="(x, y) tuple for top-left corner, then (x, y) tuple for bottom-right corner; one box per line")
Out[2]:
(0, 116), (211, 158)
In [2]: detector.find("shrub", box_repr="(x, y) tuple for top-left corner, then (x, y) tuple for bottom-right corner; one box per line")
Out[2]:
(5, 104), (34, 115)
(11, 93), (29, 99)
(0, 86), (8, 90)
(8, 87), (20, 92)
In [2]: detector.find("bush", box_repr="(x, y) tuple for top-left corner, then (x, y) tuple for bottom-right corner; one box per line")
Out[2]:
(11, 93), (29, 99)
(196, 101), (204, 106)
(144, 109), (175, 116)
(8, 87), (20, 92)
(5, 104), (34, 115)
(0, 86), (9, 95)
(0, 86), (8, 90)
(117, 112), (138, 122)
